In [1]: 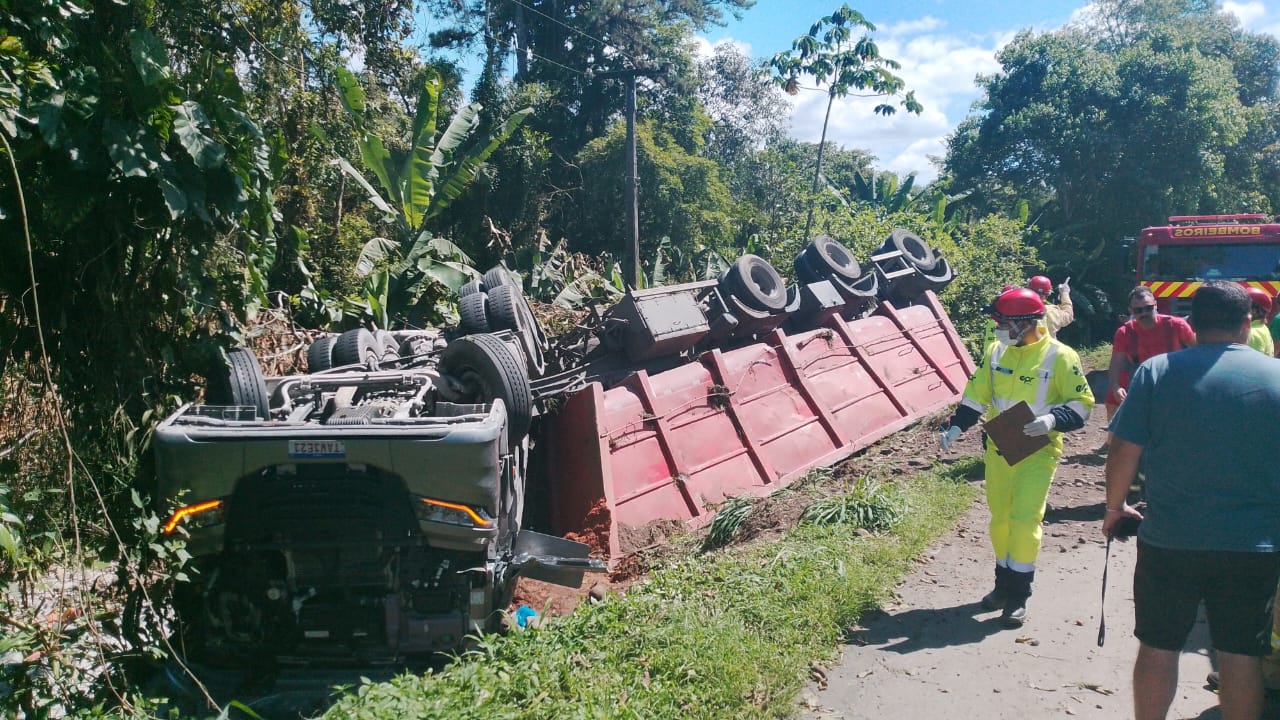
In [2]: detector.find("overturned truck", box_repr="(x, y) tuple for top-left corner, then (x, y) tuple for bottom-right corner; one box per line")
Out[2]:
(153, 231), (971, 665)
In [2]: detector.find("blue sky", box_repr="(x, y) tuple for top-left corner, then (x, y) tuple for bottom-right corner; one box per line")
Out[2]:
(695, 1), (1280, 183)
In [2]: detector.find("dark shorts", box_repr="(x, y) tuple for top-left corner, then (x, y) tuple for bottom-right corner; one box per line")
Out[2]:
(1134, 541), (1280, 655)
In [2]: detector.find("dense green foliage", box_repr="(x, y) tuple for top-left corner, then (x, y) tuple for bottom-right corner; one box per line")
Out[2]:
(3, 0), (1278, 714)
(946, 0), (1280, 333)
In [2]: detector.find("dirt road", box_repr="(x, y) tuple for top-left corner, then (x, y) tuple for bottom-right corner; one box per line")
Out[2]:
(797, 382), (1240, 720)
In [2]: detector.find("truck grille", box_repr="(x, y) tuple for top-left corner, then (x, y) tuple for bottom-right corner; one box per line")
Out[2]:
(225, 465), (418, 548)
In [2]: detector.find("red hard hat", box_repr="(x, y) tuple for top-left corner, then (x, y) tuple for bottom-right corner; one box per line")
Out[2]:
(985, 287), (1046, 321)
(1246, 285), (1273, 315)
(1001, 284), (1017, 293)
(1028, 276), (1053, 296)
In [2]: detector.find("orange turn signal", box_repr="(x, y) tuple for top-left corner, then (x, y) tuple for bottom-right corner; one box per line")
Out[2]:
(162, 500), (224, 534)
(419, 498), (493, 527)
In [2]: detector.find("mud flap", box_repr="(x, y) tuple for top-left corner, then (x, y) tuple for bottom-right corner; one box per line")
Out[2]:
(509, 530), (607, 589)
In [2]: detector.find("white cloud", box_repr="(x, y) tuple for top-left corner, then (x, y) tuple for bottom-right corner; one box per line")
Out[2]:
(782, 20), (1007, 184)
(1223, 1), (1267, 25)
(1222, 1), (1280, 37)
(880, 16), (944, 36)
(700, 2), (1280, 185)
(689, 36), (753, 60)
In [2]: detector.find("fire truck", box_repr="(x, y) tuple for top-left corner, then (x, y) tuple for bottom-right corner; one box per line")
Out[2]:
(1137, 213), (1280, 316)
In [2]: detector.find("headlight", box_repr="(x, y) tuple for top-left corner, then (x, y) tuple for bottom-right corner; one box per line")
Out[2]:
(415, 497), (493, 528)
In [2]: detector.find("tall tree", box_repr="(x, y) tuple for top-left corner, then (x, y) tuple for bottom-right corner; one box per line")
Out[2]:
(770, 3), (922, 239)
(0, 0), (280, 420)
(694, 42), (790, 164)
(944, 0), (1280, 302)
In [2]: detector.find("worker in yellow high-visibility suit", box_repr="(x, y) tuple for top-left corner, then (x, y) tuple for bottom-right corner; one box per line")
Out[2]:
(1246, 286), (1275, 356)
(940, 287), (1095, 627)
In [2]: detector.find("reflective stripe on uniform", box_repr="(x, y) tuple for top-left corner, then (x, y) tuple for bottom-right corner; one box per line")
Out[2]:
(1031, 342), (1060, 415)
(988, 341), (1059, 415)
(989, 343), (1012, 413)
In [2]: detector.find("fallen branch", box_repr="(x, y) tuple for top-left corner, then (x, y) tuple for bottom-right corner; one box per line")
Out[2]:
(0, 428), (38, 459)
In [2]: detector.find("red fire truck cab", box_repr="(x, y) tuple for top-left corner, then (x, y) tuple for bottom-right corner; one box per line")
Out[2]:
(1136, 214), (1280, 316)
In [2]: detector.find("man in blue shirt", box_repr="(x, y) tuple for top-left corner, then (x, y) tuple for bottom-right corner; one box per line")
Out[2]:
(1105, 280), (1280, 720)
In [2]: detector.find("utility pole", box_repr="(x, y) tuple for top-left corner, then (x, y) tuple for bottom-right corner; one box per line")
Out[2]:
(597, 66), (664, 290)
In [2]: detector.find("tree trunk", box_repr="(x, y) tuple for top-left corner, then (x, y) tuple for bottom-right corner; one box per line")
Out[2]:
(803, 91), (837, 240)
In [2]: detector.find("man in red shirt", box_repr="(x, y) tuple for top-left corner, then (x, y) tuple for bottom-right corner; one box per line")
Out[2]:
(1103, 286), (1196, 448)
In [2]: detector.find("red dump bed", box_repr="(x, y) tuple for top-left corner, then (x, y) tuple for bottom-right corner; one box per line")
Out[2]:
(544, 291), (973, 558)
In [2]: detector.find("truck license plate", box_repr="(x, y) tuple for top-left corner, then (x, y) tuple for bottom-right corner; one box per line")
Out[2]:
(288, 440), (346, 459)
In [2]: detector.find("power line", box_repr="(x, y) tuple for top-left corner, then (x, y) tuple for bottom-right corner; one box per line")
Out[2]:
(480, 29), (586, 76)
(504, 0), (639, 65)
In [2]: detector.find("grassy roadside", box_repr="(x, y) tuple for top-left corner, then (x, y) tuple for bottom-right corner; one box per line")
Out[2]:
(1075, 342), (1113, 376)
(322, 461), (981, 720)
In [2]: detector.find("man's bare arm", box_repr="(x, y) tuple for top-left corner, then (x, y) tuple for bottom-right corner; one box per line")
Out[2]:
(1107, 349), (1131, 400)
(1102, 437), (1145, 537)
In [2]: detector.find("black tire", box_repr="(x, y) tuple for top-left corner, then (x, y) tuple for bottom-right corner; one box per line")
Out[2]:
(458, 279), (483, 298)
(882, 229), (937, 271)
(722, 255), (787, 312)
(306, 335), (335, 373)
(793, 251), (825, 285)
(331, 328), (380, 369)
(206, 347), (270, 419)
(486, 285), (522, 332)
(482, 265), (518, 293)
(439, 333), (533, 443)
(918, 255), (954, 293)
(373, 330), (400, 366)
(802, 236), (862, 282)
(458, 291), (490, 334)
(521, 296), (550, 351)
(485, 285), (546, 375)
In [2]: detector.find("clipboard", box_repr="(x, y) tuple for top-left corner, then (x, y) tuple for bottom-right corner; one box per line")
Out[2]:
(982, 400), (1050, 465)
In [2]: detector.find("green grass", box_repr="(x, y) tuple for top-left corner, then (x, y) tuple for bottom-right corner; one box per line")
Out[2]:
(1074, 341), (1114, 373)
(799, 477), (905, 530)
(703, 495), (758, 549)
(322, 468), (978, 720)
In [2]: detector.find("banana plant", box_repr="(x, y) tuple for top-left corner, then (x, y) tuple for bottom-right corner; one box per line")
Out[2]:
(333, 67), (532, 326)
(849, 170), (916, 213)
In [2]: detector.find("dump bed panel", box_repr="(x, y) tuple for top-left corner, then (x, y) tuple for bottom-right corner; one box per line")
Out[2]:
(544, 292), (974, 558)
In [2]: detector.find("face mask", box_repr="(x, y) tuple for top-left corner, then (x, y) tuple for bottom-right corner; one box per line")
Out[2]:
(995, 328), (1020, 346)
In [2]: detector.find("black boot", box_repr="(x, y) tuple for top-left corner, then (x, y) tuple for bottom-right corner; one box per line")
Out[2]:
(1002, 569), (1034, 628)
(981, 565), (1011, 610)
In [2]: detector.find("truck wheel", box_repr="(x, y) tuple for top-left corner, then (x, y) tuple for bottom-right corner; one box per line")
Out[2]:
(440, 333), (533, 443)
(918, 255), (954, 293)
(373, 330), (400, 366)
(882, 229), (937, 271)
(722, 255), (787, 312)
(459, 291), (490, 334)
(206, 347), (270, 419)
(482, 265), (518, 293)
(458, 279), (483, 298)
(331, 328), (380, 369)
(802, 236), (862, 283)
(489, 285), (546, 376)
(793, 251), (825, 285)
(306, 335), (335, 373)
